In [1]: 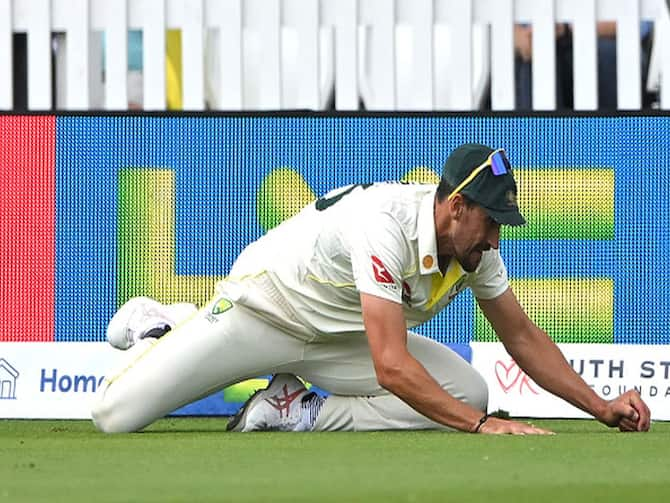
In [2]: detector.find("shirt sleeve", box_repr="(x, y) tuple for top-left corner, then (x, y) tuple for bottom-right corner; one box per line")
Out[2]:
(467, 249), (510, 300)
(349, 211), (411, 304)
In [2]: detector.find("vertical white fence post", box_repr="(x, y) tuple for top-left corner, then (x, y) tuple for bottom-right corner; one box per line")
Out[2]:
(65, 0), (91, 109)
(27, 0), (52, 109)
(532, 0), (556, 110)
(0, 0), (12, 109)
(245, 0), (281, 109)
(330, 0), (358, 110)
(489, 0), (514, 110)
(659, 0), (670, 109)
(180, 0), (205, 110)
(443, 0), (472, 110)
(412, 0), (435, 109)
(290, 0), (320, 110)
(616, 0), (642, 109)
(571, 0), (598, 110)
(105, 0), (129, 110)
(210, 0), (243, 109)
(142, 0), (167, 110)
(360, 0), (396, 110)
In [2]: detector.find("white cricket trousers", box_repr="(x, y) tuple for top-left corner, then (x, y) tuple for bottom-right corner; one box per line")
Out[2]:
(91, 297), (488, 433)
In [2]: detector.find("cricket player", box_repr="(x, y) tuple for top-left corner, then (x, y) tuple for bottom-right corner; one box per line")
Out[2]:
(92, 143), (651, 434)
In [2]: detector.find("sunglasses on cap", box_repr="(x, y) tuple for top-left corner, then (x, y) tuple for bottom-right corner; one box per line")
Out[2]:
(447, 149), (511, 200)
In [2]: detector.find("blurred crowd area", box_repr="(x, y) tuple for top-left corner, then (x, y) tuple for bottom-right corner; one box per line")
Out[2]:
(509, 21), (657, 110)
(8, 22), (661, 111)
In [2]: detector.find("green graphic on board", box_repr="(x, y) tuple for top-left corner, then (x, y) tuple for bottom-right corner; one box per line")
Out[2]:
(116, 164), (616, 377)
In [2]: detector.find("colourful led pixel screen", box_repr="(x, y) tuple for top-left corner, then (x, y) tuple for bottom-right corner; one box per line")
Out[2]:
(1, 114), (668, 345)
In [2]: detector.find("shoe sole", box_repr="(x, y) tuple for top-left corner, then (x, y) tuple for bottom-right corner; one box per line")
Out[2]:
(225, 374), (300, 432)
(226, 386), (266, 432)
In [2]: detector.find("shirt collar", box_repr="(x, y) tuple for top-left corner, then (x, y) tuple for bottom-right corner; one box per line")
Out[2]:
(418, 188), (440, 275)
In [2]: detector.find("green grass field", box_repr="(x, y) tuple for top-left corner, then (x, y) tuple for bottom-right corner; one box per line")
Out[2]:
(1, 418), (669, 502)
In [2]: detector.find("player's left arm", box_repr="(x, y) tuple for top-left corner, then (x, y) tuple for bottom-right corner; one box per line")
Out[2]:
(477, 288), (651, 432)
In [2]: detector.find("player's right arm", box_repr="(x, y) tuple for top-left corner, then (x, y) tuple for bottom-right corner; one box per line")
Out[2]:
(360, 293), (551, 434)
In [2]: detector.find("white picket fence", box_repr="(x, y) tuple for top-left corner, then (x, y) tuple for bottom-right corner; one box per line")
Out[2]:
(1, 0), (669, 111)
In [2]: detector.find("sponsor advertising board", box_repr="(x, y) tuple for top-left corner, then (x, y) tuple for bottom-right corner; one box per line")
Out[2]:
(0, 342), (244, 418)
(0, 343), (115, 419)
(472, 342), (670, 420)
(0, 342), (468, 419)
(3, 341), (667, 420)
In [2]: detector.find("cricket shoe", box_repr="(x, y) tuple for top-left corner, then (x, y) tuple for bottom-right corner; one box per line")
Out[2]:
(106, 296), (198, 350)
(226, 374), (311, 432)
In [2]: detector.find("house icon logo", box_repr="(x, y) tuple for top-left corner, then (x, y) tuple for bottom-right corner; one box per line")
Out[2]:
(0, 358), (19, 400)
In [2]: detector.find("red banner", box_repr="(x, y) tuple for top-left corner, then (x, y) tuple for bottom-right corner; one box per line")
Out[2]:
(0, 116), (55, 341)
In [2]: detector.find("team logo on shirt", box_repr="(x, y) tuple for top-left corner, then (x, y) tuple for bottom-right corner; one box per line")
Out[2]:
(212, 297), (233, 315)
(206, 297), (234, 323)
(371, 255), (394, 284)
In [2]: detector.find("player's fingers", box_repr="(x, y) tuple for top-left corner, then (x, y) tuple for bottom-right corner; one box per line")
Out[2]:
(619, 417), (637, 432)
(634, 402), (651, 431)
(612, 394), (639, 422)
(612, 403), (638, 425)
(641, 408), (651, 431)
(627, 390), (651, 431)
(638, 399), (651, 431)
(520, 423), (554, 435)
(481, 418), (554, 435)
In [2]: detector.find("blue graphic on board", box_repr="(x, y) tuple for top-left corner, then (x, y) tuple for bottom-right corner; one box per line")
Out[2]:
(55, 116), (670, 344)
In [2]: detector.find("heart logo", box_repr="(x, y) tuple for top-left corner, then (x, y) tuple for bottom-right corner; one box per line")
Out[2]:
(495, 359), (523, 393)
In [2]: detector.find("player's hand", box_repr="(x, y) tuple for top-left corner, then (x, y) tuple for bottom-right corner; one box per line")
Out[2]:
(477, 417), (554, 435)
(598, 389), (651, 432)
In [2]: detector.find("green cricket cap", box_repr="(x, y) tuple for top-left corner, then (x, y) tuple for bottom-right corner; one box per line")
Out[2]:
(442, 143), (526, 226)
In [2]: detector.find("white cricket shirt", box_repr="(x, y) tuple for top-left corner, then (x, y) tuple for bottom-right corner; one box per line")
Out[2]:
(218, 183), (510, 339)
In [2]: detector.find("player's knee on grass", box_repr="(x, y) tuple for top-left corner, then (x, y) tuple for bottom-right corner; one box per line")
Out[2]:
(90, 378), (140, 434)
(442, 368), (488, 413)
(91, 338), (159, 433)
(435, 362), (488, 412)
(91, 385), (151, 434)
(462, 371), (488, 412)
(91, 379), (152, 434)
(91, 392), (120, 433)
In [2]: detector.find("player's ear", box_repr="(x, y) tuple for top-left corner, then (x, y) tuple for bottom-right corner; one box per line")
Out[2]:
(449, 194), (465, 220)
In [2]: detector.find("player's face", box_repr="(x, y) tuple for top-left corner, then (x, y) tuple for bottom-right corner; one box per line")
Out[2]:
(445, 204), (500, 272)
